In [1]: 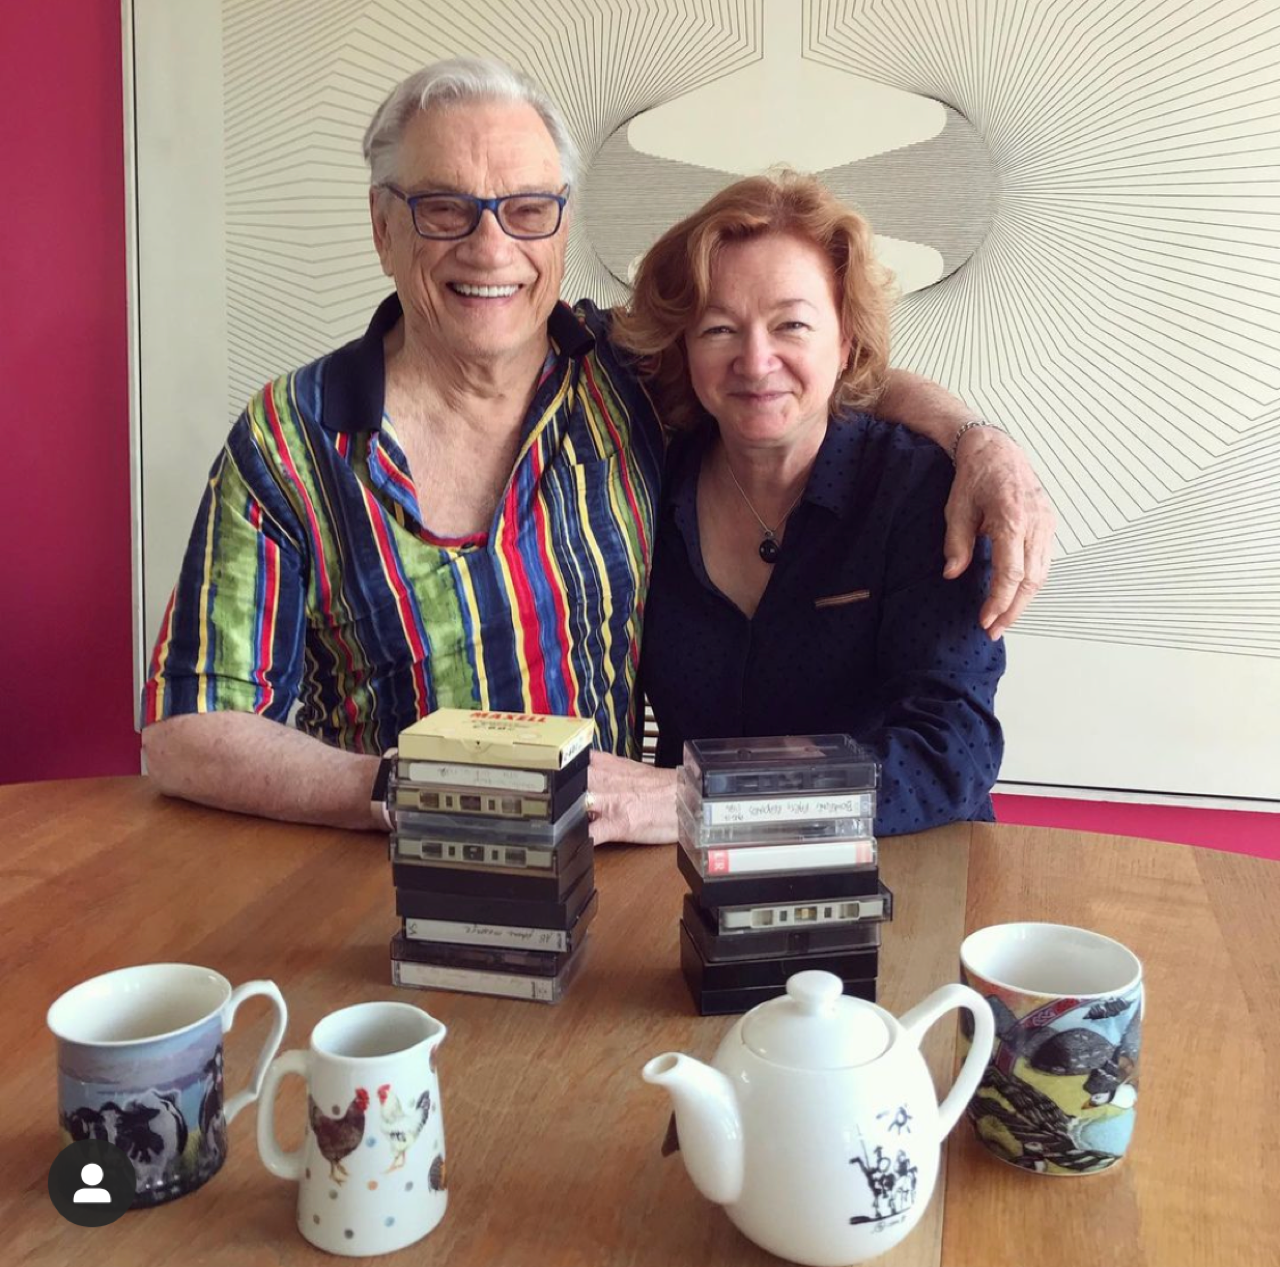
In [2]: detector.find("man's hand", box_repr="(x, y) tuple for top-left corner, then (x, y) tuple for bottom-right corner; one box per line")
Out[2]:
(873, 371), (1055, 638)
(944, 426), (1056, 640)
(586, 751), (678, 846)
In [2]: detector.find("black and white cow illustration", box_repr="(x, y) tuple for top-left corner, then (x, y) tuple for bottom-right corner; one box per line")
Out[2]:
(63, 1090), (190, 1192)
(196, 1049), (227, 1166)
(61, 1105), (109, 1141)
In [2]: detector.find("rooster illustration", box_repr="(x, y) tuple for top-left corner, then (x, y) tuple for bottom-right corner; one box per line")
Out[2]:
(376, 1083), (431, 1172)
(308, 1088), (369, 1184)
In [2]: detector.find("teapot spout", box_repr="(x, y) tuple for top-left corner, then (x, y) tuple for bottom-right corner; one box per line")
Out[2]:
(642, 1053), (744, 1206)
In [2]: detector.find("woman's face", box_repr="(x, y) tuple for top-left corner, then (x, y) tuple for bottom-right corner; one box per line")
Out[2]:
(685, 233), (852, 455)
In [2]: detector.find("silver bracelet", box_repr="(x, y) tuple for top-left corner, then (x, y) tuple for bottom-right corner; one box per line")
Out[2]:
(949, 418), (1000, 464)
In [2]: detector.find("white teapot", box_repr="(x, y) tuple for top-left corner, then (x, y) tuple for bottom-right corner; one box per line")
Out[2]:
(642, 971), (994, 1267)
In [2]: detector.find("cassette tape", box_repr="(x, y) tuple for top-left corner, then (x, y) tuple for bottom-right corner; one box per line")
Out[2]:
(677, 797), (874, 849)
(393, 795), (587, 846)
(679, 771), (876, 833)
(391, 761), (587, 822)
(677, 842), (881, 910)
(714, 882), (894, 934)
(682, 894), (882, 962)
(682, 734), (879, 800)
(398, 709), (593, 770)
(682, 971), (877, 1017)
(392, 813), (589, 874)
(392, 835), (592, 902)
(396, 865), (595, 930)
(390, 931), (577, 977)
(677, 834), (877, 880)
(397, 746), (588, 796)
(680, 921), (879, 991)
(393, 937), (589, 1003)
(402, 889), (599, 954)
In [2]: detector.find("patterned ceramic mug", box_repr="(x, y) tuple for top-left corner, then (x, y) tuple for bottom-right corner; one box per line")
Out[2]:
(959, 923), (1143, 1176)
(48, 963), (288, 1206)
(256, 1000), (448, 1257)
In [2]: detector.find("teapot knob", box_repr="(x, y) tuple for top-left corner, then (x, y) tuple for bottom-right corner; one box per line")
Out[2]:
(786, 971), (844, 1015)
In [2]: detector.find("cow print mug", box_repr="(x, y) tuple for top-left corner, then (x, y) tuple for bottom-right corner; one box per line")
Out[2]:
(48, 963), (287, 1206)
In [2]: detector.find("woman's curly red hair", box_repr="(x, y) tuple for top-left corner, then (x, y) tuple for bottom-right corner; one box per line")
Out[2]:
(611, 171), (895, 431)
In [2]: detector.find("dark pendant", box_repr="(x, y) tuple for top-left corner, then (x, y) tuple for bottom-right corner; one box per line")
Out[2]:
(759, 535), (781, 564)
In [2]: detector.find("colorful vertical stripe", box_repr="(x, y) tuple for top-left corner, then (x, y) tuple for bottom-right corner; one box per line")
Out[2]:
(142, 297), (663, 756)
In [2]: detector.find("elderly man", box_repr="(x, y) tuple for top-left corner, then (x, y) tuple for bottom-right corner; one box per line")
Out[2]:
(142, 58), (1054, 832)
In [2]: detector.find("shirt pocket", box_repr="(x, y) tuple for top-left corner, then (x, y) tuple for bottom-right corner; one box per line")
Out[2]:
(808, 585), (879, 674)
(545, 454), (644, 628)
(814, 588), (872, 610)
(305, 593), (400, 683)
(548, 453), (627, 540)
(306, 550), (466, 686)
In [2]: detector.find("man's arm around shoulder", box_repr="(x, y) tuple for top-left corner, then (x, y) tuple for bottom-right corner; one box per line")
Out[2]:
(875, 368), (1056, 639)
(143, 712), (384, 832)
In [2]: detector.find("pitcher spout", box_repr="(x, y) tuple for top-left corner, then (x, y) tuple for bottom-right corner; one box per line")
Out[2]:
(642, 1053), (744, 1206)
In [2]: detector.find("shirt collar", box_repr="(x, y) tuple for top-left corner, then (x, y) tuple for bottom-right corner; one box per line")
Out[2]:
(319, 292), (596, 434)
(801, 412), (873, 519)
(664, 427), (714, 589)
(667, 413), (873, 526)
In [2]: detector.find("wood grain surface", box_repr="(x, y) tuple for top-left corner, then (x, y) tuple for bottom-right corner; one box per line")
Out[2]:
(945, 823), (1280, 1267)
(1, 779), (1276, 1266)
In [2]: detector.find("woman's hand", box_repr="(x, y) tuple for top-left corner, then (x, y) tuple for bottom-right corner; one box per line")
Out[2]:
(586, 751), (678, 846)
(944, 425), (1056, 640)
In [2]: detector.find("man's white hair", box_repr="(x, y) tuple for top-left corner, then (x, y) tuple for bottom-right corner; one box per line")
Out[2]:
(362, 57), (580, 190)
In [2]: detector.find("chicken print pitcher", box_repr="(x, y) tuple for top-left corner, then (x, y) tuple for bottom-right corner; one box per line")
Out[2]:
(257, 1001), (447, 1256)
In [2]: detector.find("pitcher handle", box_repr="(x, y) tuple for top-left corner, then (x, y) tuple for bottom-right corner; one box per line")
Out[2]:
(255, 1049), (309, 1181)
(220, 979), (288, 1122)
(898, 983), (995, 1138)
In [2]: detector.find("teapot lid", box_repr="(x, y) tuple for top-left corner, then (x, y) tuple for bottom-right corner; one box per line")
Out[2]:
(741, 971), (890, 1070)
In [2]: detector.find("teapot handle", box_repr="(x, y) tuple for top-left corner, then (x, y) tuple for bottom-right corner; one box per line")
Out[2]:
(898, 983), (995, 1138)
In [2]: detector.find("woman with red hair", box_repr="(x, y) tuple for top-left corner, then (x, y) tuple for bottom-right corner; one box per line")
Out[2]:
(588, 172), (1005, 842)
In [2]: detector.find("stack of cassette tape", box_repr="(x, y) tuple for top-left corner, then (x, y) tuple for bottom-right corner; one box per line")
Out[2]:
(388, 710), (597, 1004)
(677, 734), (893, 1016)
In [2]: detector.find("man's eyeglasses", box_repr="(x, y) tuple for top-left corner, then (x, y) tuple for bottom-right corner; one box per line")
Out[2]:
(382, 185), (569, 240)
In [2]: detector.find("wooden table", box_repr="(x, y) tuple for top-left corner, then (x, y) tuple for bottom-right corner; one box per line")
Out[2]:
(2, 778), (1277, 1267)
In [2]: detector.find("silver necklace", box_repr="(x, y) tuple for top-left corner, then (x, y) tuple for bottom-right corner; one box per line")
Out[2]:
(723, 459), (805, 564)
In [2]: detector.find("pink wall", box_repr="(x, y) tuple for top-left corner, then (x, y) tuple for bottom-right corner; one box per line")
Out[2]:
(0, 2), (140, 783)
(994, 795), (1279, 861)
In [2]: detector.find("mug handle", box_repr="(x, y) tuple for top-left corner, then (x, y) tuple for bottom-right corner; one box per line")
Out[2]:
(898, 983), (995, 1138)
(220, 979), (289, 1123)
(256, 1049), (309, 1181)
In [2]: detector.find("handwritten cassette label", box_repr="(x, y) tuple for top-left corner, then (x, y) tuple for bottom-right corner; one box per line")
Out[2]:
(695, 792), (875, 826)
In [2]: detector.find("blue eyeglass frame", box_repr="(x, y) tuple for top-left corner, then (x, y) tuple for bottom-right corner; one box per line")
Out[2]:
(382, 184), (570, 240)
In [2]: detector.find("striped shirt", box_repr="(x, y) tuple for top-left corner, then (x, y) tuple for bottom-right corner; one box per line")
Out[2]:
(143, 295), (664, 756)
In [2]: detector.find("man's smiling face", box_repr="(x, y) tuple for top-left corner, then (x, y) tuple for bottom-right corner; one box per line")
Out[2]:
(372, 98), (567, 366)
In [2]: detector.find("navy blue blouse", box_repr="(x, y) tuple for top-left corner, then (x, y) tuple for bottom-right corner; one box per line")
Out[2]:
(640, 414), (1006, 836)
